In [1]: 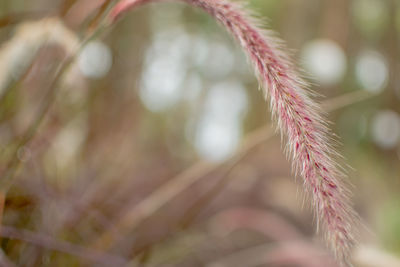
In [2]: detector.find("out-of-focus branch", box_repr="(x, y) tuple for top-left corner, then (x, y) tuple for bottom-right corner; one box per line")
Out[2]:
(92, 125), (275, 250)
(0, 0), (114, 188)
(92, 90), (375, 251)
(60, 0), (80, 16)
(322, 90), (376, 111)
(87, 0), (115, 32)
(0, 17), (79, 100)
(209, 207), (303, 241)
(128, 134), (275, 262)
(0, 225), (127, 265)
(63, 0), (116, 29)
(0, 17), (81, 239)
(0, 4), (114, 233)
(205, 241), (338, 267)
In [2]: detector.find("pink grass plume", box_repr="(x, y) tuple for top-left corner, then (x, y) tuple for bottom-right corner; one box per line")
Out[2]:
(109, 0), (358, 265)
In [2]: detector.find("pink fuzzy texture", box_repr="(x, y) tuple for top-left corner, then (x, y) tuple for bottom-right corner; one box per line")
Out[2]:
(109, 0), (357, 265)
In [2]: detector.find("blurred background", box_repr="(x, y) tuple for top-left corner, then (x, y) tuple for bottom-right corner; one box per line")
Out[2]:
(0, 0), (399, 266)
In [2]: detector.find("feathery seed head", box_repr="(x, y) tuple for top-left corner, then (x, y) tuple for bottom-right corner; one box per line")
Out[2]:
(110, 0), (358, 265)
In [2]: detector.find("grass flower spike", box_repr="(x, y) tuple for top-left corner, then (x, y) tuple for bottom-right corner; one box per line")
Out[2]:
(109, 0), (357, 265)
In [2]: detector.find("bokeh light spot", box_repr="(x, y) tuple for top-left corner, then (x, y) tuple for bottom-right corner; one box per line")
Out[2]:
(301, 39), (347, 86)
(193, 81), (248, 162)
(78, 41), (112, 79)
(371, 110), (400, 149)
(356, 51), (388, 93)
(139, 28), (190, 112)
